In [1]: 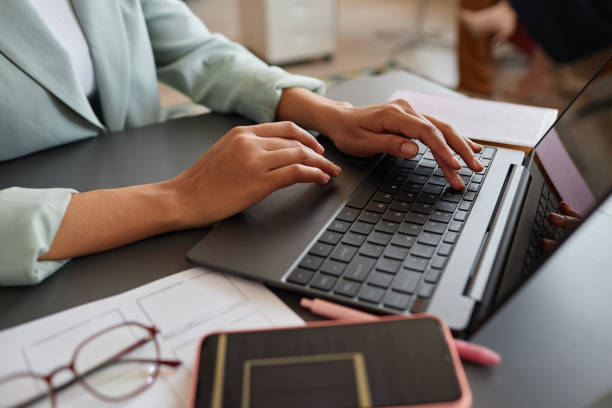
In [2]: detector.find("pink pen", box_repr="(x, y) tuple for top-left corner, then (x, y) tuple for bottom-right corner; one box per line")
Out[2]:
(301, 297), (501, 367)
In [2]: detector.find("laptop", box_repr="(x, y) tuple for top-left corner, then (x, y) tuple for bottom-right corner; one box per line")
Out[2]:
(188, 57), (612, 331)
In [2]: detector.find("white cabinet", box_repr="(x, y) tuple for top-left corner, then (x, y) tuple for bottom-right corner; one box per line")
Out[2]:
(239, 0), (337, 65)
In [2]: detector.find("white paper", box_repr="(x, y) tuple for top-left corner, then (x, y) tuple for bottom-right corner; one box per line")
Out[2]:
(0, 267), (304, 407)
(390, 90), (558, 147)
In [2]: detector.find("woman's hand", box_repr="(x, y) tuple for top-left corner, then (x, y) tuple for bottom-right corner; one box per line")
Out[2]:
(276, 88), (483, 190)
(171, 121), (341, 228)
(541, 201), (582, 250)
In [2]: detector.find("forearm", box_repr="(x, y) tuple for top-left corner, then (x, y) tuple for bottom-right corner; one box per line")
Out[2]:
(276, 87), (350, 135)
(40, 181), (183, 260)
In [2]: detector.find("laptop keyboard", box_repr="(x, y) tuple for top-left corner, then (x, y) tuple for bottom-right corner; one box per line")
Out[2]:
(286, 142), (497, 314)
(522, 182), (568, 277)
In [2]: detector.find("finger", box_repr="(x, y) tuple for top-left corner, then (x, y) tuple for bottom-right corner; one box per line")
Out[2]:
(424, 115), (483, 171)
(250, 121), (324, 154)
(541, 238), (558, 251)
(381, 107), (461, 170)
(259, 137), (303, 151)
(547, 213), (581, 229)
(465, 137), (483, 153)
(433, 151), (465, 190)
(267, 164), (331, 190)
(559, 201), (582, 218)
(363, 130), (419, 158)
(266, 147), (341, 177)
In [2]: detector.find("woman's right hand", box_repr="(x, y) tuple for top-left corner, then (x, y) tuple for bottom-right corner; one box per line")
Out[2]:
(171, 121), (341, 228)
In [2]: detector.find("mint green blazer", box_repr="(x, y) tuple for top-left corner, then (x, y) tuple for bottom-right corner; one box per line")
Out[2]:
(0, 0), (324, 285)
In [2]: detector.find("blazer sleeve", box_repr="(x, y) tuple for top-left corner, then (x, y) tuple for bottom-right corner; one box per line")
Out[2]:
(140, 0), (326, 124)
(0, 187), (76, 286)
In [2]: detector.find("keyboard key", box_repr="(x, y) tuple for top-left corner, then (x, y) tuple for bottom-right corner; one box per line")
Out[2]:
(424, 268), (442, 283)
(382, 210), (405, 223)
(320, 259), (346, 276)
(458, 201), (471, 211)
(342, 232), (366, 247)
(438, 243), (452, 256)
(299, 254), (325, 270)
(428, 175), (447, 186)
(398, 222), (422, 236)
(441, 191), (462, 203)
(468, 183), (479, 192)
(351, 221), (373, 235)
(334, 279), (360, 297)
(404, 212), (428, 225)
(329, 220), (350, 233)
(423, 151), (435, 160)
(481, 158), (491, 167)
(464, 192), (476, 201)
(418, 232), (442, 247)
(448, 220), (463, 232)
(369, 270), (395, 288)
(412, 202), (434, 214)
(408, 174), (429, 184)
(375, 257), (401, 273)
(431, 255), (447, 269)
(391, 233), (415, 248)
(287, 268), (314, 285)
(454, 210), (468, 221)
(336, 207), (359, 222)
(482, 147), (495, 159)
(346, 183), (376, 210)
(345, 256), (376, 282)
(411, 243), (435, 259)
(403, 183), (423, 193)
(359, 285), (385, 304)
(420, 159), (437, 168)
(358, 211), (380, 224)
(383, 291), (411, 310)
(472, 174), (484, 183)
(392, 270), (421, 294)
(375, 221), (399, 234)
(309, 242), (333, 257)
(384, 245), (410, 260)
(423, 184), (443, 195)
(389, 200), (411, 212)
(330, 244), (357, 263)
(372, 192), (394, 203)
(368, 231), (392, 246)
(403, 256), (428, 272)
(443, 232), (458, 244)
(396, 192), (417, 202)
(435, 201), (457, 213)
(380, 183), (401, 194)
(458, 167), (473, 176)
(419, 283), (435, 299)
(423, 221), (446, 234)
(433, 167), (445, 177)
(366, 201), (387, 214)
(319, 230), (342, 245)
(430, 210), (452, 223)
(414, 165), (434, 176)
(360, 242), (385, 258)
(310, 273), (337, 291)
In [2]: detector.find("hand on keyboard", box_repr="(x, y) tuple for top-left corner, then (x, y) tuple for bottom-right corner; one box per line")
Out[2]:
(542, 201), (582, 250)
(172, 122), (341, 227)
(316, 99), (484, 190)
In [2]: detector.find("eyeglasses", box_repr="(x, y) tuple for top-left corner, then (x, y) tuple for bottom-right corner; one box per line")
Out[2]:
(0, 321), (181, 408)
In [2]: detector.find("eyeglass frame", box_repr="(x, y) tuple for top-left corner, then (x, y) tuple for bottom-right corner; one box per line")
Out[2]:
(0, 321), (181, 408)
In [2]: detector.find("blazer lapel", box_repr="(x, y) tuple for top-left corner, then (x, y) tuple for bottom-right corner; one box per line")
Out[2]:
(0, 1), (104, 130)
(72, 0), (130, 132)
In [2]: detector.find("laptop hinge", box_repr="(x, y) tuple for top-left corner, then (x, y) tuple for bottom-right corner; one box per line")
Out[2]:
(463, 164), (526, 301)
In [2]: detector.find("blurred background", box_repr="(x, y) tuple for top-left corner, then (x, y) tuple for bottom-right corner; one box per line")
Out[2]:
(161, 0), (611, 113)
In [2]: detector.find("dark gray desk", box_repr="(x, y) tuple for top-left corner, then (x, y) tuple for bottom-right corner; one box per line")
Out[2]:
(2, 71), (611, 407)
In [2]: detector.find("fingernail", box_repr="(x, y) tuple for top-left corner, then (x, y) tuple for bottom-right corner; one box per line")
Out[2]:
(333, 164), (342, 175)
(400, 142), (417, 157)
(318, 144), (325, 154)
(473, 157), (484, 171)
(323, 174), (331, 183)
(455, 175), (465, 189)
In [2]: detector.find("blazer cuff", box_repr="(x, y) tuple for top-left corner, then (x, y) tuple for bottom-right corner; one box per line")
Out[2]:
(0, 187), (76, 286)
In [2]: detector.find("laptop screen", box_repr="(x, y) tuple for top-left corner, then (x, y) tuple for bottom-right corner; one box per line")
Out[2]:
(532, 58), (612, 216)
